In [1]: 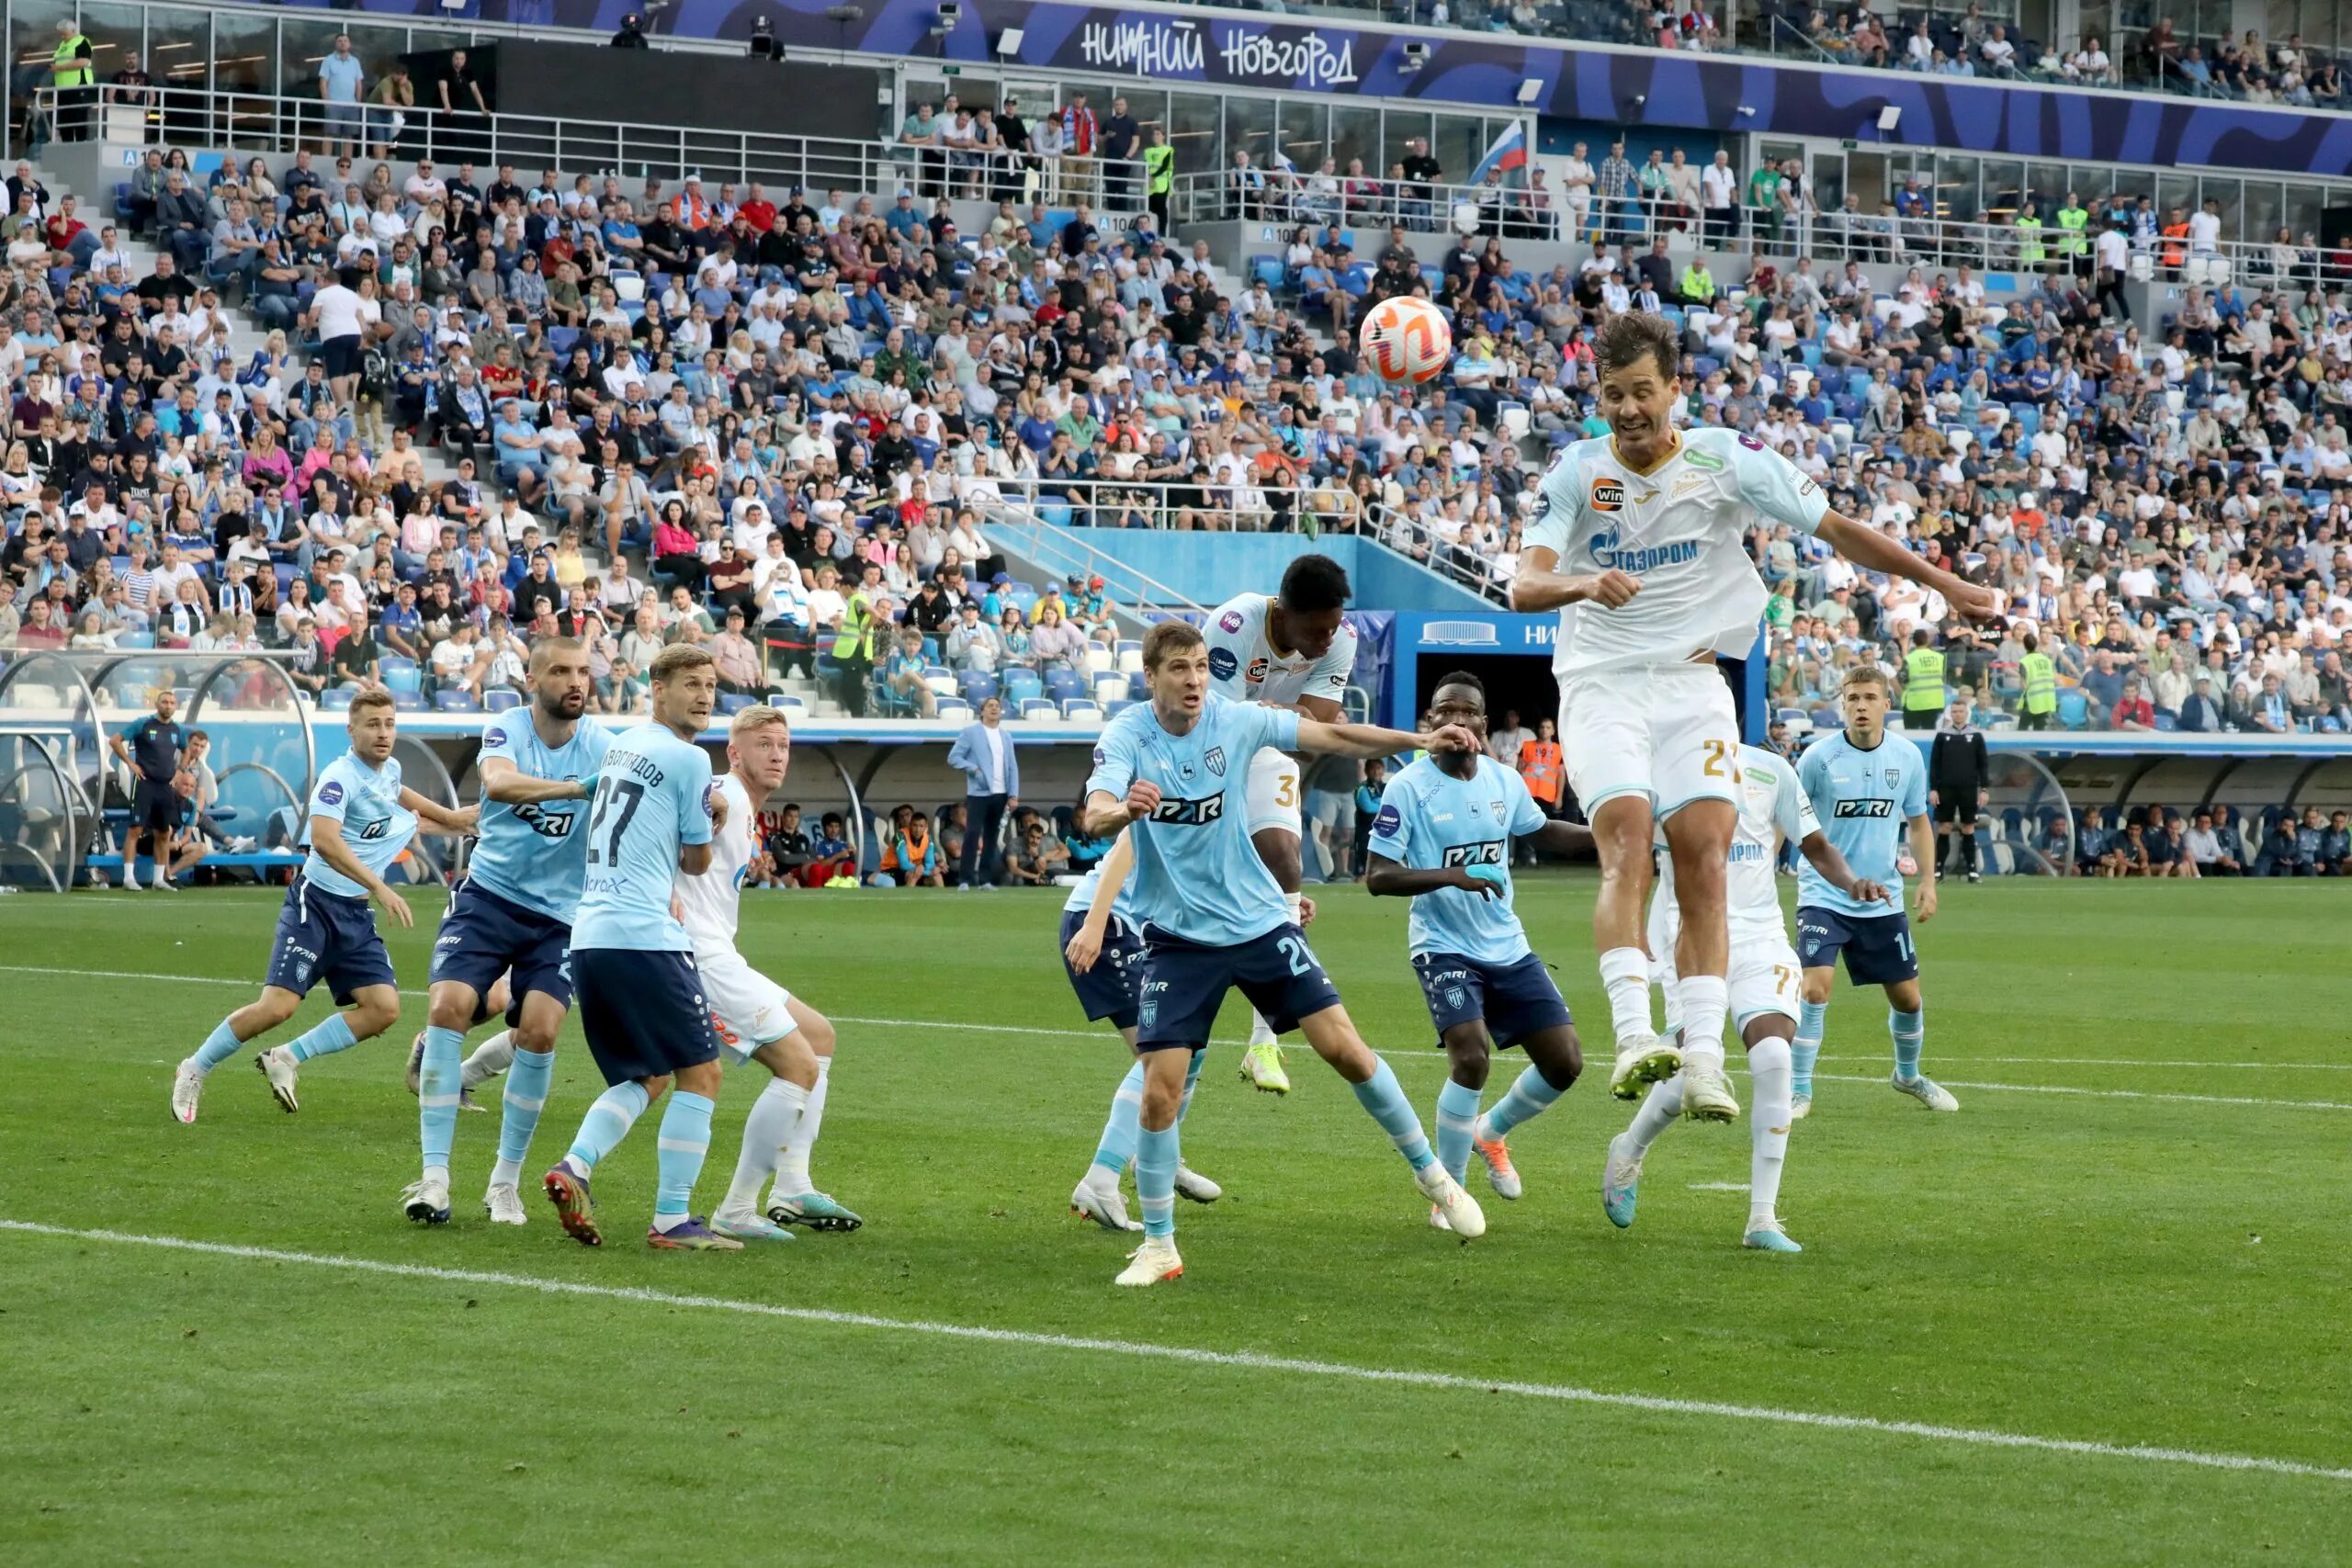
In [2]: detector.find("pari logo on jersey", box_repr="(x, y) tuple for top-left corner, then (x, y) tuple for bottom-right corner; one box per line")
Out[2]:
(1440, 840), (1504, 868)
(510, 799), (580, 839)
(1833, 798), (1895, 818)
(1149, 794), (1226, 827)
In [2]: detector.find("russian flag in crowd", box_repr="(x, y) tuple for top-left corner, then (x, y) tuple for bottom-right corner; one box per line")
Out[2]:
(1469, 122), (1530, 186)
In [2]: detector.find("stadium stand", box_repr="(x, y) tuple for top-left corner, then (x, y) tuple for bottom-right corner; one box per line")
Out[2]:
(1, 7), (2348, 887)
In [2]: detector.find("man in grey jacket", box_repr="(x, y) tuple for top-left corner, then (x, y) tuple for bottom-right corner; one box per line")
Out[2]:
(946, 695), (1019, 888)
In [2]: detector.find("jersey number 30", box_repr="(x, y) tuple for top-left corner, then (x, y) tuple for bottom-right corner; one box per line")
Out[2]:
(584, 776), (645, 866)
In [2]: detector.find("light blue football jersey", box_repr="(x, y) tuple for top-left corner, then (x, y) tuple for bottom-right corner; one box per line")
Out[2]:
(468, 708), (614, 923)
(1796, 728), (1927, 917)
(1364, 754), (1549, 965)
(570, 723), (715, 953)
(1084, 694), (1299, 947)
(300, 749), (419, 898)
(1061, 829), (1142, 923)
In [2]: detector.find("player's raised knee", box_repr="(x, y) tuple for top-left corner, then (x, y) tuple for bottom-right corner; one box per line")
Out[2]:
(425, 984), (477, 1032)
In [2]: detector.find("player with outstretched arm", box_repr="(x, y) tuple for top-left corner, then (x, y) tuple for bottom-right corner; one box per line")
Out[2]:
(1079, 621), (1488, 1287)
(1509, 312), (1992, 1129)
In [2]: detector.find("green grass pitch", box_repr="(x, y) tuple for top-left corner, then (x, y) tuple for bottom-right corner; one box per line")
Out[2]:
(3, 877), (2348, 1564)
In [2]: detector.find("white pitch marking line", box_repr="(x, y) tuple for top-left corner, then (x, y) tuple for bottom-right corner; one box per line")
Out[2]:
(3, 1218), (2344, 1486)
(1688, 1182), (1751, 1191)
(6, 964), (2350, 1111)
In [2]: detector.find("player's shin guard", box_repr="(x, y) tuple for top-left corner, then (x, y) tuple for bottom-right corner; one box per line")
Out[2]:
(1890, 1007), (1925, 1081)
(1136, 1122), (1180, 1238)
(1626, 1076), (1684, 1153)
(1091, 1061), (1145, 1184)
(651, 1090), (715, 1231)
(1672, 974), (1730, 1073)
(565, 1081), (650, 1173)
(1481, 1065), (1566, 1138)
(773, 1056), (829, 1194)
(284, 1013), (357, 1063)
(1792, 999), (1826, 1097)
(417, 1024), (464, 1180)
(724, 1077), (808, 1217)
(1598, 947), (1656, 1042)
(192, 1017), (243, 1073)
(1434, 1078), (1481, 1185)
(492, 1046), (556, 1188)
(1351, 1058), (1436, 1171)
(1747, 1037), (1792, 1228)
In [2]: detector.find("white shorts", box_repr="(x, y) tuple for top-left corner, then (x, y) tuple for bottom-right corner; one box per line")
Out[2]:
(695, 947), (797, 1064)
(1559, 661), (1739, 820)
(1246, 749), (1303, 837)
(1657, 931), (1803, 1037)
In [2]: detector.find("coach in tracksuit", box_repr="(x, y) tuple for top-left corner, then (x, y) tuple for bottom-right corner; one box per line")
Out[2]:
(1928, 699), (1990, 883)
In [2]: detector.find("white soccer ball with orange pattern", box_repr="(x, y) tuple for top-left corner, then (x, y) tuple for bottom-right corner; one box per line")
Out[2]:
(1362, 296), (1453, 385)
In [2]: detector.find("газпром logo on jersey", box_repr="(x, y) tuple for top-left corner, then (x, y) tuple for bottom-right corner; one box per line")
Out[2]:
(1589, 525), (1700, 574)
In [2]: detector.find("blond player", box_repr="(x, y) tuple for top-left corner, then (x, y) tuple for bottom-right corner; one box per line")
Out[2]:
(677, 704), (861, 1242)
(1602, 739), (1885, 1252)
(1204, 555), (1360, 1095)
(1510, 312), (1992, 1126)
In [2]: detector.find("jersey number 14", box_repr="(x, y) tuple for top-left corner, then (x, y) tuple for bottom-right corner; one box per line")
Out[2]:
(584, 776), (645, 865)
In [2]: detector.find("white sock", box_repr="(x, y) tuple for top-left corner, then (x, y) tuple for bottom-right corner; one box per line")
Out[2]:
(1673, 974), (1730, 1074)
(1747, 1037), (1792, 1230)
(724, 1077), (808, 1217)
(1599, 947), (1656, 1043)
(423, 1162), (448, 1186)
(772, 1055), (829, 1196)
(461, 1030), (515, 1089)
(490, 1156), (522, 1190)
(1626, 1075), (1683, 1154)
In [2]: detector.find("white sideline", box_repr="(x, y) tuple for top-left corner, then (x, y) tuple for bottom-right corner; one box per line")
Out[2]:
(6, 964), (2350, 1111)
(3, 1217), (2344, 1486)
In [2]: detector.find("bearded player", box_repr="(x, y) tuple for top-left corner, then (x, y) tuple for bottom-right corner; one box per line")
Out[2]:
(1510, 312), (1991, 1129)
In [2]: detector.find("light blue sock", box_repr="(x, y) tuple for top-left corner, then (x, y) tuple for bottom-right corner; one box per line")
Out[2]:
(1792, 999), (1826, 1097)
(417, 1024), (463, 1176)
(1434, 1078), (1482, 1184)
(1092, 1061), (1145, 1177)
(1890, 1007), (1925, 1081)
(191, 1018), (243, 1073)
(496, 1047), (556, 1171)
(1351, 1058), (1435, 1171)
(652, 1090), (716, 1224)
(1136, 1122), (1180, 1238)
(565, 1081), (650, 1173)
(1178, 1050), (1204, 1123)
(1481, 1064), (1565, 1138)
(284, 1013), (356, 1064)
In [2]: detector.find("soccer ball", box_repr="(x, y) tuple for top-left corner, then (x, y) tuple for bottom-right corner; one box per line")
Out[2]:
(1362, 296), (1453, 385)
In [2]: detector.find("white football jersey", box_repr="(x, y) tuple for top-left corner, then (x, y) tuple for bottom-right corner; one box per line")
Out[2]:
(1528, 426), (1830, 676)
(1648, 744), (1816, 954)
(676, 773), (761, 954)
(1204, 591), (1358, 712)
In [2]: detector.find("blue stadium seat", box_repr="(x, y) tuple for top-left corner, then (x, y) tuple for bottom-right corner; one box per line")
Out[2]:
(1059, 699), (1102, 723)
(956, 671), (999, 706)
(1001, 669), (1043, 707)
(380, 658), (423, 695)
(936, 698), (972, 724)
(1017, 698), (1057, 722)
(433, 690), (481, 712)
(393, 692), (427, 712)
(2055, 687), (2090, 728)
(717, 693), (752, 715)
(319, 687), (354, 711)
(484, 690), (524, 711)
(1103, 698), (1133, 720)
(1043, 667), (1084, 702)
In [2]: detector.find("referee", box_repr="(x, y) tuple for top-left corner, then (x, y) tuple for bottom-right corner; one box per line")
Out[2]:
(1928, 696), (1989, 883)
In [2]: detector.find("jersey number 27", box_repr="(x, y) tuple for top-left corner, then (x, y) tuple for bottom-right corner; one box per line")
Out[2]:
(584, 776), (645, 866)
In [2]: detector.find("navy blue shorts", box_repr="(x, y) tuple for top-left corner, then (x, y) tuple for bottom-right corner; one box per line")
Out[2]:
(266, 873), (396, 1006)
(1796, 905), (1919, 986)
(133, 779), (183, 832)
(1412, 951), (1573, 1049)
(1059, 907), (1145, 1030)
(1134, 923), (1341, 1054)
(571, 947), (722, 1087)
(430, 876), (575, 1026)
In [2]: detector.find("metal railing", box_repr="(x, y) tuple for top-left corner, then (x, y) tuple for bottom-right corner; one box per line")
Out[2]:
(1172, 171), (1563, 242)
(32, 84), (918, 206)
(1365, 502), (1510, 605)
